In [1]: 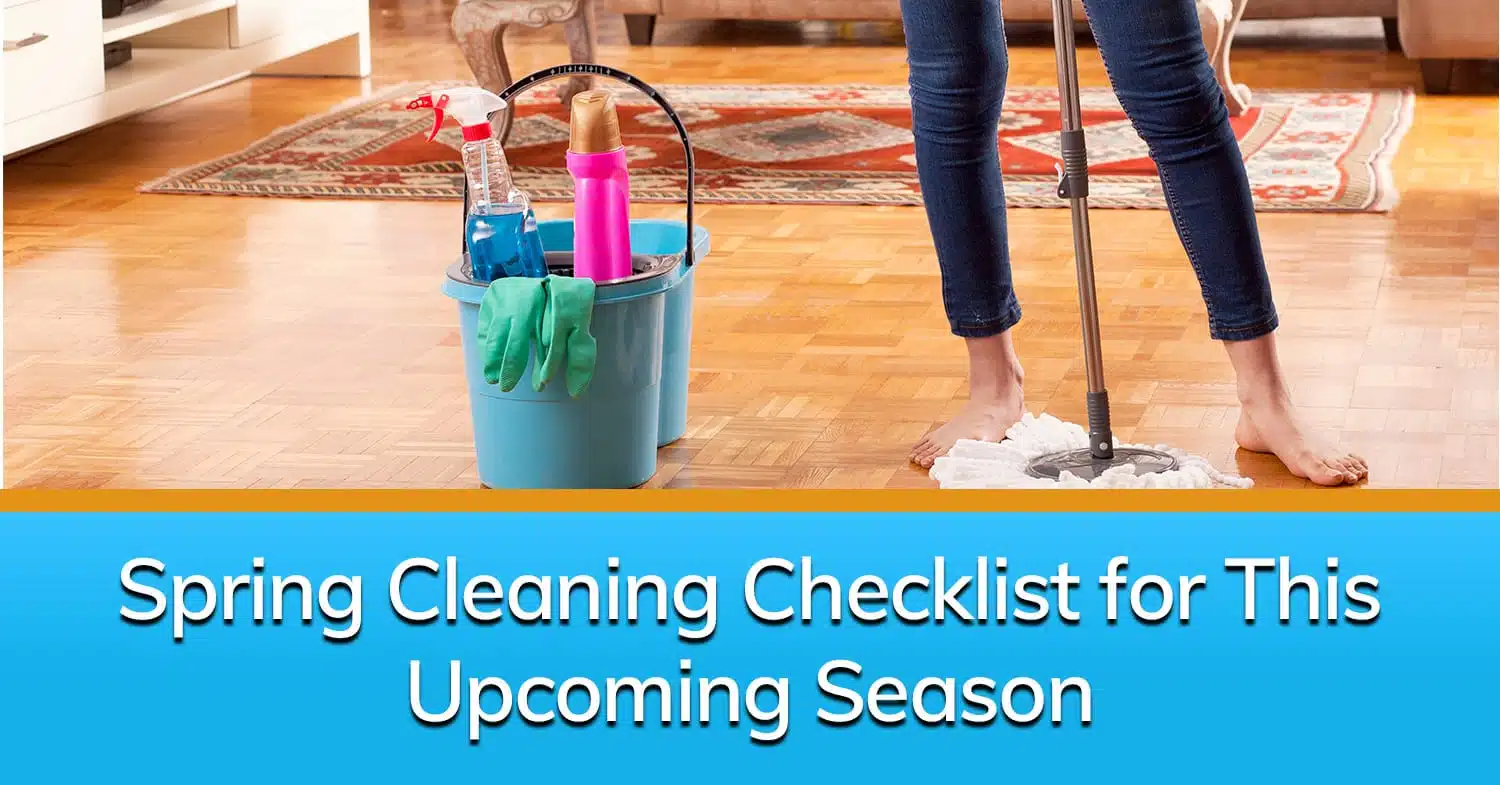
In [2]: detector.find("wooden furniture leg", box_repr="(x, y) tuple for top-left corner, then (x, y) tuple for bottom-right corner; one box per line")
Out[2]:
(563, 1), (600, 93)
(1420, 59), (1456, 94)
(625, 14), (657, 45)
(1196, 0), (1251, 116)
(452, 0), (598, 143)
(1381, 17), (1403, 53)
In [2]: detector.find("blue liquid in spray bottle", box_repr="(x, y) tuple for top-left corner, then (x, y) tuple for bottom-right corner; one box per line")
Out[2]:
(410, 88), (547, 282)
(467, 206), (546, 282)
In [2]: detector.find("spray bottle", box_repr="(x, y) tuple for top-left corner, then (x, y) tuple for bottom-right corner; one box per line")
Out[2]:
(566, 90), (633, 281)
(409, 88), (546, 282)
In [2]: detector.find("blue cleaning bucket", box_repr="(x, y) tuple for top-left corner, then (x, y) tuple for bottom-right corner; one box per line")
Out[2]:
(442, 65), (704, 488)
(444, 245), (677, 488)
(537, 219), (710, 448)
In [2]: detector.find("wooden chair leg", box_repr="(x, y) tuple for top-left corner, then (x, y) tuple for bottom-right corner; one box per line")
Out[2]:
(451, 2), (600, 143)
(560, 0), (599, 104)
(452, 3), (515, 142)
(1196, 0), (1251, 116)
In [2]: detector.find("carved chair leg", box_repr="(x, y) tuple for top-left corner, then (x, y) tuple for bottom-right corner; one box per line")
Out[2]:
(452, 5), (515, 142)
(452, 2), (601, 143)
(560, 0), (599, 104)
(1197, 0), (1251, 116)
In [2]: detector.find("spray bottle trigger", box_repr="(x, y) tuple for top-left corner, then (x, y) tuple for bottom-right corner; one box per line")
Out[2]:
(406, 93), (451, 142)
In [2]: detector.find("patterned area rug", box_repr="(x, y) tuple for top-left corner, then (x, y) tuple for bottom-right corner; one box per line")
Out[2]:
(142, 82), (1413, 211)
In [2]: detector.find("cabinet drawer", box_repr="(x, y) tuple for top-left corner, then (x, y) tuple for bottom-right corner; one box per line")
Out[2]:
(4, 0), (104, 123)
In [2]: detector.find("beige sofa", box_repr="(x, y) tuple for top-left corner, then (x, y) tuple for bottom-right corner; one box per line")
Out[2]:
(608, 0), (1497, 93)
(1398, 0), (1499, 92)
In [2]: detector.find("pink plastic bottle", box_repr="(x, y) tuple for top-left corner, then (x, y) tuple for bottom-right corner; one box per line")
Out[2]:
(566, 91), (633, 281)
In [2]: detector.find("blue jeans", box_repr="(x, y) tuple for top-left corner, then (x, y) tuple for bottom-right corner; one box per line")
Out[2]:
(900, 0), (1278, 342)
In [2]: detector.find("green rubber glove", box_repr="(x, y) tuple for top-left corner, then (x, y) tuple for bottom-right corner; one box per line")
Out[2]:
(474, 277), (546, 392)
(535, 275), (598, 397)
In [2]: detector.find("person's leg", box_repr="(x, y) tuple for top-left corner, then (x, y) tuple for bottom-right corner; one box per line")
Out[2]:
(1081, 0), (1365, 485)
(900, 0), (1027, 468)
(1224, 334), (1366, 484)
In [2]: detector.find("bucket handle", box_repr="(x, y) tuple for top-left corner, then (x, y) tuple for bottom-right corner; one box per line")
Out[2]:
(468, 64), (698, 271)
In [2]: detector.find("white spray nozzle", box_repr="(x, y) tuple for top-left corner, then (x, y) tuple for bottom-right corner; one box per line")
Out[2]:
(406, 87), (507, 142)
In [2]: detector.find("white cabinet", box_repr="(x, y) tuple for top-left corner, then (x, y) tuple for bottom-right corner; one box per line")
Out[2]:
(4, 0), (106, 122)
(4, 0), (371, 156)
(232, 0), (296, 47)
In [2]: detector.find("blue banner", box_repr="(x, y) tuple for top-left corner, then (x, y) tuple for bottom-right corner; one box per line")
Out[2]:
(2, 511), (1493, 781)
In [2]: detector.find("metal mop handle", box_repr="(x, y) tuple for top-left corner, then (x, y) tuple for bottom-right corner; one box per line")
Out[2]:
(1049, 0), (1114, 460)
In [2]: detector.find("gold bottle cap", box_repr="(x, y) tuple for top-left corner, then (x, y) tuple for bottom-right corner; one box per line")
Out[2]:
(568, 90), (624, 154)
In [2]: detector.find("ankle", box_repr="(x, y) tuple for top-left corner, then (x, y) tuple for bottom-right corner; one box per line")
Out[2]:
(963, 332), (1023, 390)
(1222, 334), (1293, 410)
(1237, 380), (1291, 409)
(972, 363), (1024, 398)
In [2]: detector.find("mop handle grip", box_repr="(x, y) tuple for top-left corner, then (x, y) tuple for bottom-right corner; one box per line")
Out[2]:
(482, 64), (698, 270)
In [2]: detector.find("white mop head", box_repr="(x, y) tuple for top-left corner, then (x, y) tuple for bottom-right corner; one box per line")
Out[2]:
(930, 412), (1252, 489)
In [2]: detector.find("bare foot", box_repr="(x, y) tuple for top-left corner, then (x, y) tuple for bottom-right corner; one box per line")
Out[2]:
(1222, 332), (1367, 486)
(913, 330), (1026, 469)
(911, 381), (1025, 468)
(1235, 397), (1368, 486)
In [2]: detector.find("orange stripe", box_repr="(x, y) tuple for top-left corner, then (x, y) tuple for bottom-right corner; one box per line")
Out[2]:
(0, 489), (1494, 513)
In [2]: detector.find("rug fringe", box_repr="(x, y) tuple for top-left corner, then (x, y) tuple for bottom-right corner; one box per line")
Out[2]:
(139, 82), (458, 195)
(1367, 88), (1416, 213)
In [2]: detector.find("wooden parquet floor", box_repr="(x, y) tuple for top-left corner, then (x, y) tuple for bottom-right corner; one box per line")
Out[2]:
(3, 3), (1496, 489)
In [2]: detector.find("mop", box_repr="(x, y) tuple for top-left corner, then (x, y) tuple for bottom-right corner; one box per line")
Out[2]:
(930, 0), (1251, 490)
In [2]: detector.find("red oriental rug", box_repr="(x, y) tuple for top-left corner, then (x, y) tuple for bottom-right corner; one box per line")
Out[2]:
(141, 82), (1413, 211)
